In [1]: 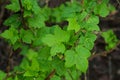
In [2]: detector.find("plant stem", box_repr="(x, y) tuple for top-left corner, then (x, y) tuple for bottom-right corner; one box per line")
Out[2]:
(18, 0), (27, 29)
(45, 69), (56, 80)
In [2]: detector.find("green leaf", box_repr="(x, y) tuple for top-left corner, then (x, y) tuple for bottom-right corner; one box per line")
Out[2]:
(86, 15), (99, 24)
(20, 29), (34, 44)
(54, 26), (70, 42)
(30, 58), (40, 71)
(38, 47), (50, 60)
(42, 34), (58, 46)
(94, 3), (109, 17)
(61, 3), (82, 18)
(33, 27), (51, 46)
(23, 10), (32, 17)
(75, 55), (88, 73)
(14, 75), (18, 80)
(27, 14), (45, 28)
(23, 0), (40, 14)
(6, 0), (20, 12)
(42, 26), (70, 46)
(65, 50), (75, 67)
(79, 32), (97, 50)
(65, 45), (90, 72)
(50, 43), (65, 56)
(20, 58), (30, 70)
(101, 30), (118, 50)
(77, 11), (88, 22)
(75, 45), (91, 58)
(67, 18), (80, 32)
(23, 0), (33, 10)
(52, 58), (66, 76)
(50, 75), (61, 80)
(65, 71), (72, 80)
(26, 49), (38, 60)
(4, 14), (21, 28)
(83, 23), (100, 31)
(75, 45), (90, 72)
(1, 27), (19, 44)
(0, 70), (6, 80)
(24, 71), (37, 77)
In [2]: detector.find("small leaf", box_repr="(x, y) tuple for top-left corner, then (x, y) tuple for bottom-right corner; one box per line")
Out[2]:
(83, 23), (100, 31)
(75, 45), (91, 58)
(30, 58), (40, 71)
(77, 11), (88, 22)
(54, 26), (70, 42)
(23, 0), (33, 10)
(50, 43), (65, 56)
(27, 14), (45, 28)
(75, 55), (88, 73)
(86, 15), (99, 24)
(42, 34), (58, 46)
(0, 70), (6, 80)
(14, 76), (18, 80)
(101, 30), (118, 50)
(24, 71), (37, 77)
(79, 32), (97, 50)
(1, 27), (19, 44)
(26, 49), (38, 60)
(6, 0), (20, 12)
(94, 3), (109, 17)
(20, 29), (34, 44)
(42, 26), (70, 46)
(4, 14), (21, 28)
(51, 75), (61, 80)
(65, 50), (75, 67)
(67, 18), (80, 32)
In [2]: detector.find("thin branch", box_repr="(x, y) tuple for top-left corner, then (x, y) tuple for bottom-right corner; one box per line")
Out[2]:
(45, 69), (56, 80)
(18, 0), (27, 29)
(89, 41), (120, 60)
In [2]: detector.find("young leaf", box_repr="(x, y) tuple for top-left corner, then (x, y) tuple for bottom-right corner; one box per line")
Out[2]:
(4, 14), (21, 28)
(42, 26), (70, 46)
(75, 45), (91, 58)
(20, 29), (34, 44)
(54, 26), (70, 42)
(0, 70), (6, 80)
(27, 14), (45, 28)
(6, 0), (20, 12)
(77, 11), (88, 22)
(94, 3), (109, 17)
(75, 45), (90, 72)
(86, 15), (99, 24)
(101, 30), (118, 50)
(79, 32), (97, 50)
(65, 50), (76, 67)
(50, 43), (65, 56)
(75, 55), (88, 73)
(67, 18), (80, 32)
(30, 58), (40, 71)
(42, 34), (58, 46)
(1, 27), (19, 44)
(26, 49), (38, 60)
(51, 75), (61, 80)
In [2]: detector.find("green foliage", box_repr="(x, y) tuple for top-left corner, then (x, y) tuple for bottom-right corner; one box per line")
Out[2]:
(65, 45), (90, 73)
(0, 0), (118, 80)
(102, 30), (118, 50)
(6, 0), (20, 12)
(1, 27), (19, 44)
(0, 70), (6, 80)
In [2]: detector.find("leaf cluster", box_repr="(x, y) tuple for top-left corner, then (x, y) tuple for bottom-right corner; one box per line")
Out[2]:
(0, 0), (118, 80)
